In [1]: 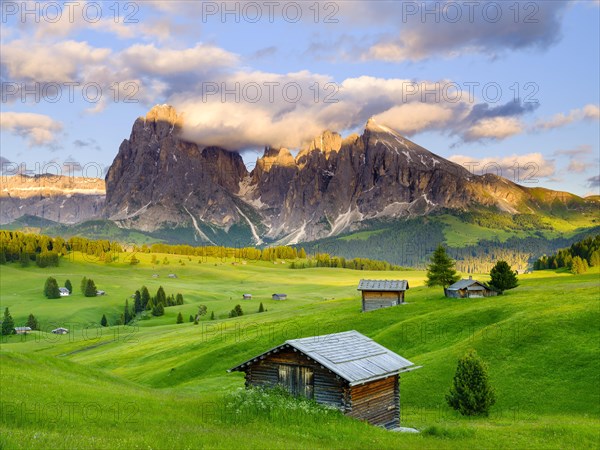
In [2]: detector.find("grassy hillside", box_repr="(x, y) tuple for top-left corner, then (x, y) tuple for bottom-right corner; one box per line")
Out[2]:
(1, 253), (599, 449)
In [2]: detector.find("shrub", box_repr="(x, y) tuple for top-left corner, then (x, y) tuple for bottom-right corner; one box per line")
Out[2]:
(446, 349), (496, 416)
(176, 312), (184, 324)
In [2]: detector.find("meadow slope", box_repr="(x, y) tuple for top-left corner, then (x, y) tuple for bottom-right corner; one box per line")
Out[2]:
(1, 253), (599, 449)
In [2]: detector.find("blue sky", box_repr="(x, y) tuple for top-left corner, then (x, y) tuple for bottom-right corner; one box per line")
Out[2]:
(1, 0), (598, 195)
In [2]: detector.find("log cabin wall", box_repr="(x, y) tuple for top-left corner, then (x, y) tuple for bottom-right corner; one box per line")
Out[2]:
(362, 291), (402, 311)
(347, 375), (399, 428)
(244, 349), (347, 409)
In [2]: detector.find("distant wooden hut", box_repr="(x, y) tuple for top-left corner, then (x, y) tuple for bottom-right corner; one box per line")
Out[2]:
(229, 330), (420, 429)
(52, 327), (69, 335)
(243, 294), (252, 300)
(59, 287), (70, 297)
(168, 274), (178, 278)
(14, 327), (32, 335)
(357, 280), (409, 312)
(272, 293), (287, 300)
(96, 290), (106, 296)
(445, 276), (497, 298)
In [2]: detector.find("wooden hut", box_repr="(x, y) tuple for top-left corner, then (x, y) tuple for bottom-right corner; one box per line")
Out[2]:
(445, 276), (497, 298)
(228, 330), (419, 429)
(272, 293), (287, 300)
(243, 294), (252, 300)
(51, 327), (69, 335)
(14, 327), (32, 335)
(357, 280), (409, 312)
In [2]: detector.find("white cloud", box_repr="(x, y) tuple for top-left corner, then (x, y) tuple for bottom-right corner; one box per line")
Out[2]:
(533, 104), (600, 130)
(0, 112), (63, 146)
(464, 117), (524, 141)
(448, 153), (556, 180)
(2, 39), (110, 81)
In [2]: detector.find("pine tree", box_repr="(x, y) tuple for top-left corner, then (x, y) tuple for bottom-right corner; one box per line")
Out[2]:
(140, 286), (150, 309)
(298, 248), (307, 259)
(189, 315), (194, 322)
(570, 256), (587, 274)
(123, 300), (132, 324)
(446, 349), (496, 416)
(426, 245), (460, 288)
(65, 279), (73, 294)
(132, 292), (141, 314)
(152, 303), (164, 316)
(26, 313), (38, 331)
(2, 307), (15, 335)
(489, 260), (519, 293)
(19, 251), (30, 267)
(210, 311), (215, 320)
(176, 293), (184, 305)
(100, 314), (108, 327)
(258, 302), (264, 313)
(590, 250), (600, 267)
(156, 286), (166, 305)
(176, 312), (184, 324)
(80, 276), (88, 294)
(84, 279), (97, 297)
(44, 277), (61, 299)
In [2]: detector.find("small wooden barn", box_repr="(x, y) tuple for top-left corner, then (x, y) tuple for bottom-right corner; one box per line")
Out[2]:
(357, 279), (409, 312)
(272, 293), (287, 300)
(51, 327), (69, 335)
(14, 327), (32, 335)
(59, 287), (70, 296)
(243, 294), (252, 300)
(228, 330), (419, 429)
(445, 276), (497, 298)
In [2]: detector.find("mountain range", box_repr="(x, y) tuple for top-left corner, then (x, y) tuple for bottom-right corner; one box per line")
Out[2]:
(2, 104), (597, 250)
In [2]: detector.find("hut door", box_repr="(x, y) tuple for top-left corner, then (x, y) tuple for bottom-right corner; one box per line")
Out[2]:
(278, 365), (314, 399)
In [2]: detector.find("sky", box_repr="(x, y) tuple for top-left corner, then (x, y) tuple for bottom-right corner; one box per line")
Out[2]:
(1, 0), (599, 196)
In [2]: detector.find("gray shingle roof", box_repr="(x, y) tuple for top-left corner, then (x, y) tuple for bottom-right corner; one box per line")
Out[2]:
(357, 279), (409, 292)
(447, 279), (489, 290)
(229, 330), (415, 385)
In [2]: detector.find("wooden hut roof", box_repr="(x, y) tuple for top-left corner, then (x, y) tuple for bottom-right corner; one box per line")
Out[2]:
(229, 330), (417, 386)
(357, 279), (409, 292)
(447, 279), (490, 291)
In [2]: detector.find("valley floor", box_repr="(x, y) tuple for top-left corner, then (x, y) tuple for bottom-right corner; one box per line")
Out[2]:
(1, 253), (599, 449)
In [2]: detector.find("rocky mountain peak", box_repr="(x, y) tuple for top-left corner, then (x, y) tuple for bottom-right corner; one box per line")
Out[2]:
(145, 104), (182, 126)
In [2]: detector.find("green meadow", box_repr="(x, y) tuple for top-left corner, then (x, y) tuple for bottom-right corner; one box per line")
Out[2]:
(1, 252), (599, 449)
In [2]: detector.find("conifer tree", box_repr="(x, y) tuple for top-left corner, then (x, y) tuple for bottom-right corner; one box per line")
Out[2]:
(489, 260), (519, 293)
(140, 286), (150, 309)
(2, 307), (15, 335)
(258, 302), (264, 313)
(65, 279), (73, 294)
(44, 277), (61, 299)
(100, 314), (108, 327)
(26, 313), (39, 331)
(176, 312), (184, 324)
(84, 279), (97, 297)
(426, 245), (460, 288)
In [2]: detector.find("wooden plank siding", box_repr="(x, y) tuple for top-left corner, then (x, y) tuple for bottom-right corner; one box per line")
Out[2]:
(362, 291), (404, 312)
(243, 349), (348, 409)
(347, 375), (399, 429)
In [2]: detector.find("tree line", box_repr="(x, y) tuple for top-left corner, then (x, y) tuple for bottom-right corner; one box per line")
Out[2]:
(533, 234), (600, 274)
(289, 253), (405, 271)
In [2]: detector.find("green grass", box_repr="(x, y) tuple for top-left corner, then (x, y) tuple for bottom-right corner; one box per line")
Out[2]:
(1, 253), (599, 449)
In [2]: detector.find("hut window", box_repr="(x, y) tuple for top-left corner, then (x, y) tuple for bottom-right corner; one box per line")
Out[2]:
(278, 365), (314, 399)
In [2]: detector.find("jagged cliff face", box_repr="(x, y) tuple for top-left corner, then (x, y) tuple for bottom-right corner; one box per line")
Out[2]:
(103, 105), (586, 244)
(0, 174), (105, 225)
(104, 105), (249, 237)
